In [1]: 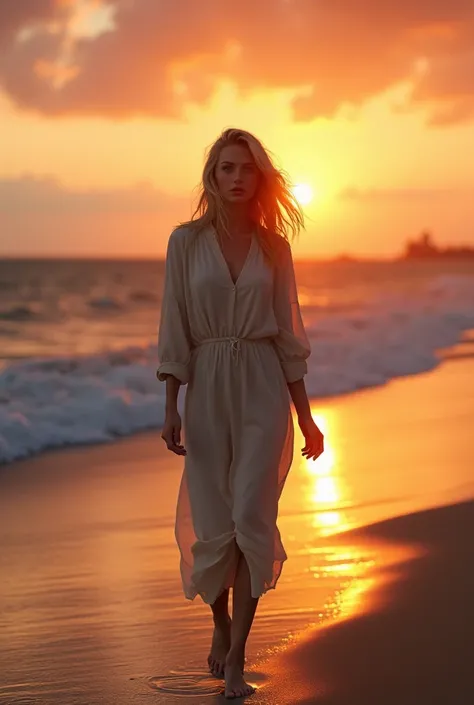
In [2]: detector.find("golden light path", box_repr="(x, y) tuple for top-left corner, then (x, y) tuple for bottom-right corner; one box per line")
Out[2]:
(299, 408), (377, 623)
(305, 410), (346, 535)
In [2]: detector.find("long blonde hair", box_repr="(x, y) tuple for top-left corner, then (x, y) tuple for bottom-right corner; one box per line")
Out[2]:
(180, 128), (304, 263)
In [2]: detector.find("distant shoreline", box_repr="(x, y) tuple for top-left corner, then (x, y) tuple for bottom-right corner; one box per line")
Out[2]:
(2, 250), (474, 264)
(3, 254), (474, 262)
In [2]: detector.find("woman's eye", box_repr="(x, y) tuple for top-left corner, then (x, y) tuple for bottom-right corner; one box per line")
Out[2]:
(222, 165), (232, 172)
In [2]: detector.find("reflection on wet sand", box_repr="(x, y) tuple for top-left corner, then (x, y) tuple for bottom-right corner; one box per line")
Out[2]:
(302, 409), (349, 536)
(288, 408), (388, 628)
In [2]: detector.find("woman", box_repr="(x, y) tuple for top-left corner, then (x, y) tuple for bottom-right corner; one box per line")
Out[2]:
(157, 128), (324, 699)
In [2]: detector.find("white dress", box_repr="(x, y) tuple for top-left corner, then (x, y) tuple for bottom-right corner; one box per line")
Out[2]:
(157, 224), (310, 604)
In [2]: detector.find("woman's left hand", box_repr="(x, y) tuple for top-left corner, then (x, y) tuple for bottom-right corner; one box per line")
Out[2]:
(298, 414), (324, 460)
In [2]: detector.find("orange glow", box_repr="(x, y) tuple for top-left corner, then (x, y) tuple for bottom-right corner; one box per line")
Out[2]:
(34, 60), (80, 88)
(2, 4), (474, 258)
(301, 410), (349, 536)
(407, 21), (460, 42)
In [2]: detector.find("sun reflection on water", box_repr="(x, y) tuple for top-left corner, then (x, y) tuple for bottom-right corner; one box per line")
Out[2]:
(294, 408), (379, 625)
(303, 410), (349, 536)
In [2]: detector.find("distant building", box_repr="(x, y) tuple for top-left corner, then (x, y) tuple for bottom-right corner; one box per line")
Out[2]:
(403, 231), (474, 259)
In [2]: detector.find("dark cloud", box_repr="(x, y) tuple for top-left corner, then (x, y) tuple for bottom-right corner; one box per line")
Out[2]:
(0, 0), (473, 124)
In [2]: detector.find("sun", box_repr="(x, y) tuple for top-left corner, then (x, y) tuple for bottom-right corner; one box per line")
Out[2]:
(292, 183), (314, 206)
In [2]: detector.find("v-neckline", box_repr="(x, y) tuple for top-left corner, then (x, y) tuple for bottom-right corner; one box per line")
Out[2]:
(210, 227), (254, 287)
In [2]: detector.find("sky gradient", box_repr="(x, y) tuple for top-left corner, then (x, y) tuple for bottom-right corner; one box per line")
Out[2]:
(2, 0), (474, 258)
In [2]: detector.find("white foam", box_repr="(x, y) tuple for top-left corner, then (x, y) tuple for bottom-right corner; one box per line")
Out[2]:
(1, 273), (474, 463)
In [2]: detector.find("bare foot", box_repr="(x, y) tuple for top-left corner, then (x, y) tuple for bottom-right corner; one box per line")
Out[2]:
(224, 653), (256, 699)
(208, 617), (231, 678)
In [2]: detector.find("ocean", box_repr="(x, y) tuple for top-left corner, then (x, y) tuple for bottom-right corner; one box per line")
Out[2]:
(1, 256), (474, 464)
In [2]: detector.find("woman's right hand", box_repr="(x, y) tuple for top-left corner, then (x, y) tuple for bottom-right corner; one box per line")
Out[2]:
(161, 410), (187, 455)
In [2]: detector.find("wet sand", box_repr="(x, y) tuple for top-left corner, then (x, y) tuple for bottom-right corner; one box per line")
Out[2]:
(257, 499), (474, 704)
(1, 356), (473, 703)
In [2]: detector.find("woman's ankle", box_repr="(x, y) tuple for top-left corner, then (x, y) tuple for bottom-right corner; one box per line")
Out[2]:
(226, 643), (245, 665)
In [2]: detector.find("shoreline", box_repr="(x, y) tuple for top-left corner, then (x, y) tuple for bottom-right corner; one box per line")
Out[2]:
(1, 355), (474, 703)
(2, 321), (474, 466)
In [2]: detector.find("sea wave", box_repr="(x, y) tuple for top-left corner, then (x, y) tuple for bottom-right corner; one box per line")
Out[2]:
(0, 304), (39, 321)
(1, 273), (474, 464)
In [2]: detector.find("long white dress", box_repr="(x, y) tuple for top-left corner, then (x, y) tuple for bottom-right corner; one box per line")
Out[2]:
(157, 224), (310, 604)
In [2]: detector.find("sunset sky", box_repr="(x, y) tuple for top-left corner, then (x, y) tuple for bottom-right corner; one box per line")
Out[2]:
(2, 0), (474, 259)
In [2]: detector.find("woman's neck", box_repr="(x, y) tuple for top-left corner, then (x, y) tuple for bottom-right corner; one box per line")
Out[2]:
(224, 204), (254, 237)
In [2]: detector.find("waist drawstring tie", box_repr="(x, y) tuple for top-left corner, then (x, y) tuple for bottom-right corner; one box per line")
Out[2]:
(229, 337), (241, 362)
(197, 336), (242, 363)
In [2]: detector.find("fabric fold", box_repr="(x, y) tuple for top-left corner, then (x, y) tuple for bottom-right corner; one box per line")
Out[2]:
(186, 525), (288, 604)
(190, 531), (238, 604)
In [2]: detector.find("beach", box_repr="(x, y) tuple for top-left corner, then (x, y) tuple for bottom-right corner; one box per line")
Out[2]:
(4, 4), (474, 703)
(1, 355), (474, 704)
(258, 498), (474, 705)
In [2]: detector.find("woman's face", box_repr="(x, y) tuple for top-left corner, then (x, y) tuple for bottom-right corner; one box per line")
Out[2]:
(214, 143), (259, 205)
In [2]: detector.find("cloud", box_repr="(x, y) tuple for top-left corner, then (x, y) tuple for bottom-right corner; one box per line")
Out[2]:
(0, 174), (186, 213)
(0, 174), (188, 256)
(0, 0), (474, 124)
(0, 1), (63, 44)
(339, 186), (459, 201)
(409, 49), (474, 125)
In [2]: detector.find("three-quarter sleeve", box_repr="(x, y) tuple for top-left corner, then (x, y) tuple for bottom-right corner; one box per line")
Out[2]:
(156, 229), (192, 384)
(272, 240), (311, 383)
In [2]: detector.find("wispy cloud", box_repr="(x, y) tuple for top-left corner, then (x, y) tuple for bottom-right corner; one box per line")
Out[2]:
(339, 186), (461, 201)
(0, 175), (188, 256)
(0, 174), (185, 213)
